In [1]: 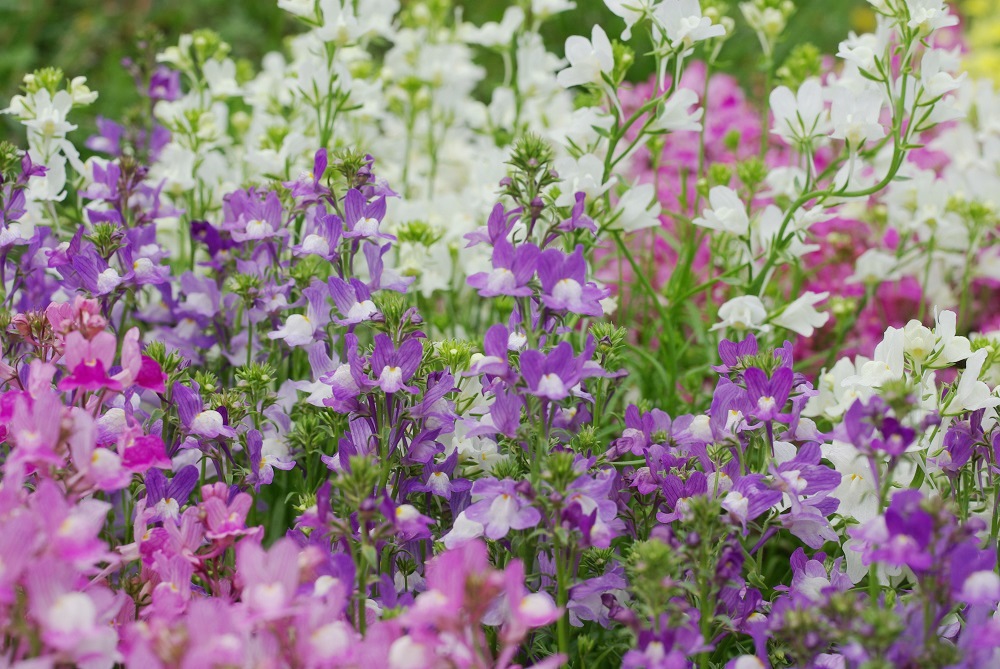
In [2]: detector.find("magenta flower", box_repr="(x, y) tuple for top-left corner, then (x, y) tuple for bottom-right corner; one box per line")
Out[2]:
(58, 331), (123, 392)
(202, 483), (254, 541)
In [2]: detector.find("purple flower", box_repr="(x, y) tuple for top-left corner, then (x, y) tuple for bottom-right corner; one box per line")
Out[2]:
(448, 478), (542, 543)
(467, 239), (540, 298)
(245, 429), (295, 492)
(145, 465), (199, 521)
(537, 245), (607, 317)
(407, 452), (471, 500)
(713, 334), (759, 373)
(556, 192), (597, 234)
(328, 276), (378, 325)
(464, 202), (520, 247)
(223, 188), (285, 242)
(563, 469), (625, 548)
(174, 382), (237, 439)
(343, 188), (393, 240)
(371, 334), (423, 394)
(744, 366), (793, 422)
(149, 66), (182, 101)
(520, 341), (590, 401)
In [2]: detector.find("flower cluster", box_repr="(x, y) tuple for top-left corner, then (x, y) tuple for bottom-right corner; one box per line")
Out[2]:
(0, 0), (999, 667)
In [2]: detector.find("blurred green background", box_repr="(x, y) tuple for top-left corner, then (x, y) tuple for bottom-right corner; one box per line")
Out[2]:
(1, 0), (869, 142)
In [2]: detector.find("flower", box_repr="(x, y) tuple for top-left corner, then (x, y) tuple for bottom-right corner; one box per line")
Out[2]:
(652, 0), (726, 51)
(444, 478), (541, 545)
(467, 240), (540, 298)
(557, 25), (614, 88)
(693, 186), (749, 235)
(772, 291), (830, 337)
(711, 296), (769, 333)
(370, 334), (423, 394)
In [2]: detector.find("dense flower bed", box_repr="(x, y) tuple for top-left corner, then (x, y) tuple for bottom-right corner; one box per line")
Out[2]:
(1, 0), (1000, 667)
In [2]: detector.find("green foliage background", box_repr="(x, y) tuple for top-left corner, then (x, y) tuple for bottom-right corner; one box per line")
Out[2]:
(1, 0), (867, 141)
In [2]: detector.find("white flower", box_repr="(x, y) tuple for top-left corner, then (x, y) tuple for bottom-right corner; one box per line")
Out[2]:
(267, 314), (316, 347)
(844, 326), (905, 388)
(948, 349), (1000, 414)
(557, 25), (614, 89)
(693, 186), (749, 235)
(769, 79), (828, 145)
(278, 0), (317, 18)
(652, 0), (726, 51)
(604, 0), (656, 39)
(553, 153), (613, 206)
(461, 6), (524, 48)
(823, 440), (878, 522)
(902, 310), (971, 368)
(711, 296), (770, 333)
(829, 84), (885, 148)
(920, 48), (965, 99)
(22, 89), (76, 139)
(610, 182), (661, 232)
(532, 0), (576, 19)
(772, 291), (830, 337)
(68, 77), (98, 106)
(848, 249), (900, 284)
(203, 59), (241, 98)
(649, 88), (703, 132)
(905, 0), (958, 34)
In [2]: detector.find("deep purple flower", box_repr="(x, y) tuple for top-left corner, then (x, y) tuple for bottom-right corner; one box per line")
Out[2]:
(744, 366), (793, 422)
(145, 465), (199, 521)
(149, 66), (182, 101)
(173, 382), (236, 439)
(343, 188), (393, 240)
(557, 192), (597, 234)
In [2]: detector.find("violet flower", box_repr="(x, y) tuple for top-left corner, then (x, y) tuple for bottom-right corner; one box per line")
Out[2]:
(467, 239), (540, 298)
(370, 334), (423, 394)
(537, 245), (607, 317)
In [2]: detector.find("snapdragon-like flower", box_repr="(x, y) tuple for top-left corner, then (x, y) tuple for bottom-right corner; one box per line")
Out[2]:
(772, 291), (830, 337)
(652, 0), (726, 51)
(711, 296), (769, 333)
(444, 478), (541, 545)
(538, 245), (608, 317)
(370, 334), (423, 394)
(174, 382), (237, 439)
(769, 79), (829, 146)
(557, 25), (614, 88)
(693, 186), (749, 235)
(467, 239), (540, 298)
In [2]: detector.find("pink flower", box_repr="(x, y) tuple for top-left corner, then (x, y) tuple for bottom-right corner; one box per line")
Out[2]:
(58, 330), (122, 392)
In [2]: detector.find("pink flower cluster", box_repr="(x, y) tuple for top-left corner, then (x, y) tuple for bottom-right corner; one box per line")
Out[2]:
(0, 297), (560, 668)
